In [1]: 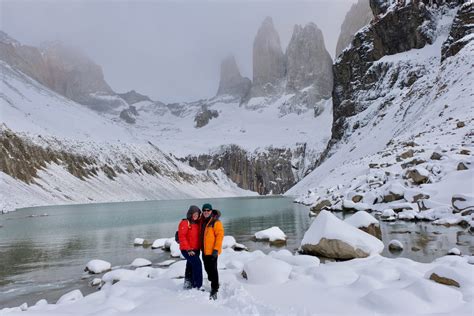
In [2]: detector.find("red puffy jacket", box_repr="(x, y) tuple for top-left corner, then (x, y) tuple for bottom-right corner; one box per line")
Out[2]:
(178, 219), (201, 250)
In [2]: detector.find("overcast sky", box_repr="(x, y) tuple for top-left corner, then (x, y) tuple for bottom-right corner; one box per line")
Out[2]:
(1, 0), (356, 103)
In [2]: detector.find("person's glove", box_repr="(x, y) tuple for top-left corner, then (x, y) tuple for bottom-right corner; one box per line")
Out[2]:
(188, 250), (195, 256)
(212, 249), (218, 259)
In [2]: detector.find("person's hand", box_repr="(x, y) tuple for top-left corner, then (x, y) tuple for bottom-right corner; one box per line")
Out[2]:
(188, 250), (195, 256)
(212, 250), (218, 259)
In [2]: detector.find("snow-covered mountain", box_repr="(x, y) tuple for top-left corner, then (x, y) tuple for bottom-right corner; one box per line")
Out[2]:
(288, 1), (473, 230)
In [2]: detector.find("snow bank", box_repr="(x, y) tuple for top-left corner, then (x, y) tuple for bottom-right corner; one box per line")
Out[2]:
(243, 256), (292, 284)
(131, 258), (152, 267)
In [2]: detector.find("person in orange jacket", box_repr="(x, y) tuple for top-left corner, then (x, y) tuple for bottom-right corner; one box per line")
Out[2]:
(200, 203), (224, 300)
(179, 205), (202, 289)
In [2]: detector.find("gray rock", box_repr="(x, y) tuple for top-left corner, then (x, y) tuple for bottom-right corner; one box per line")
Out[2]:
(336, 0), (373, 57)
(310, 200), (332, 212)
(359, 223), (382, 240)
(301, 237), (371, 259)
(430, 152), (443, 160)
(194, 106), (219, 128)
(216, 55), (251, 99)
(120, 107), (138, 124)
(406, 169), (429, 184)
(429, 273), (460, 288)
(252, 17), (286, 97)
(286, 23), (333, 100)
(457, 162), (468, 170)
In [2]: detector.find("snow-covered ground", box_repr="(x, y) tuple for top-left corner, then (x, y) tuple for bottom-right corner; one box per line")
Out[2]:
(1, 248), (472, 315)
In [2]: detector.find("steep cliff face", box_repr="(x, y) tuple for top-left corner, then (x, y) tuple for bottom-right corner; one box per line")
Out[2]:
(332, 2), (436, 142)
(286, 23), (333, 99)
(335, 0), (373, 57)
(216, 55), (251, 99)
(251, 17), (286, 97)
(441, 2), (474, 61)
(186, 144), (314, 195)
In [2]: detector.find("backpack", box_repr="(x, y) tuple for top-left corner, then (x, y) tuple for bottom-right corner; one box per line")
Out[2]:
(175, 219), (190, 243)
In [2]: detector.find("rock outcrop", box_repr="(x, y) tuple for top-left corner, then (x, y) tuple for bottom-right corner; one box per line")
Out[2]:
(186, 144), (304, 194)
(441, 2), (474, 61)
(335, 0), (373, 57)
(216, 55), (251, 99)
(286, 23), (333, 100)
(331, 2), (435, 142)
(118, 90), (152, 105)
(251, 17), (286, 97)
(194, 106), (219, 128)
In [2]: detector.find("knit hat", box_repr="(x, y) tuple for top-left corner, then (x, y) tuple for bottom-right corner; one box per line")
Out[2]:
(186, 205), (201, 220)
(202, 203), (213, 211)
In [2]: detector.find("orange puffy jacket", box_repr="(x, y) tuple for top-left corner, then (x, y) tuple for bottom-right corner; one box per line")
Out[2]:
(178, 219), (201, 251)
(201, 210), (224, 255)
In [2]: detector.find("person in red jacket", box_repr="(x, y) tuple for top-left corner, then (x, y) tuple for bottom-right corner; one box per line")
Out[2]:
(178, 205), (202, 289)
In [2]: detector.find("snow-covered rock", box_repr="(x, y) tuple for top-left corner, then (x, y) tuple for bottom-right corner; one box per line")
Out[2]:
(133, 238), (150, 246)
(151, 238), (168, 249)
(344, 211), (381, 239)
(84, 259), (111, 274)
(131, 258), (152, 267)
(388, 239), (404, 252)
(254, 226), (287, 243)
(222, 236), (237, 249)
(300, 210), (384, 259)
(447, 248), (461, 256)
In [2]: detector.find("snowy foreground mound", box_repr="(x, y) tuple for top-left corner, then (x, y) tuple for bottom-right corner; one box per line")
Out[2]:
(2, 249), (473, 315)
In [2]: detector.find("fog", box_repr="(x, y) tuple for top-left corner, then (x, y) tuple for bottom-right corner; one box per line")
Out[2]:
(1, 0), (357, 103)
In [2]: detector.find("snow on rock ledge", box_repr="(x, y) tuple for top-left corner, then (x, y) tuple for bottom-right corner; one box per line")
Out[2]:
(84, 259), (111, 274)
(56, 289), (83, 305)
(300, 210), (384, 259)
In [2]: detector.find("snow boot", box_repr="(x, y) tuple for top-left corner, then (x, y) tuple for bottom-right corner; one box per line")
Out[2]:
(209, 290), (218, 300)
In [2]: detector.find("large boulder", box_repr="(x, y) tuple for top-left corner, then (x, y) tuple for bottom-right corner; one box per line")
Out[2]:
(251, 17), (286, 96)
(243, 256), (292, 284)
(286, 23), (333, 100)
(300, 210), (384, 259)
(216, 55), (251, 99)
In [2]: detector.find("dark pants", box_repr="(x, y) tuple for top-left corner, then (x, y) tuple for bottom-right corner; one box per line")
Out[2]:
(203, 255), (219, 292)
(181, 250), (202, 289)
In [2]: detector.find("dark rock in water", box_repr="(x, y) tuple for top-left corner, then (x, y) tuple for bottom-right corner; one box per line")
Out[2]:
(216, 55), (251, 99)
(251, 17), (286, 97)
(194, 107), (219, 128)
(429, 273), (460, 288)
(457, 162), (468, 170)
(441, 3), (474, 62)
(411, 246), (420, 252)
(388, 240), (403, 252)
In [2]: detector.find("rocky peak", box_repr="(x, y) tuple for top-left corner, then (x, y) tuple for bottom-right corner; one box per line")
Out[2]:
(286, 22), (333, 99)
(336, 0), (373, 57)
(0, 31), (20, 46)
(40, 41), (114, 103)
(216, 55), (251, 99)
(118, 90), (152, 105)
(252, 17), (286, 96)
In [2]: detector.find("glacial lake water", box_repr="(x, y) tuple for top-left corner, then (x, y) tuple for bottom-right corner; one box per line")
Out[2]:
(0, 196), (472, 308)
